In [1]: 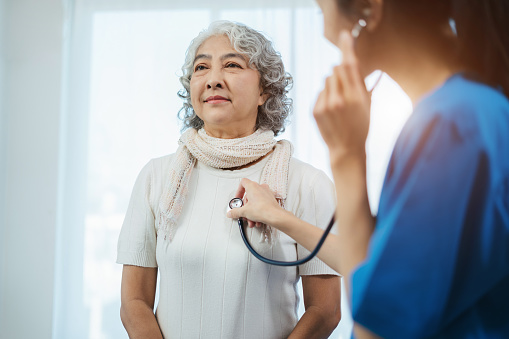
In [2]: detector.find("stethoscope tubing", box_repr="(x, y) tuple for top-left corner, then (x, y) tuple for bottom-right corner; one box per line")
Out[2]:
(238, 214), (335, 266)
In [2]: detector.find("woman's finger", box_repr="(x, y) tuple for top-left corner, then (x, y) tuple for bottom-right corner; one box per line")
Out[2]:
(337, 30), (365, 97)
(338, 30), (359, 78)
(327, 69), (344, 110)
(313, 84), (328, 119)
(336, 65), (363, 106)
(314, 74), (344, 147)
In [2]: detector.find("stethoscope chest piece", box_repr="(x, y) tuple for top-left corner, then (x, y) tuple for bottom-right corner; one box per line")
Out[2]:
(229, 198), (244, 210)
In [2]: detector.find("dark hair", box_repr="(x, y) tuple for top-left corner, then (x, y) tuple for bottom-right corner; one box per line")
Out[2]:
(336, 0), (509, 97)
(452, 0), (509, 96)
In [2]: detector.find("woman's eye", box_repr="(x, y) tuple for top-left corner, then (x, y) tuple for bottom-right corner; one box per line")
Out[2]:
(226, 63), (241, 69)
(194, 65), (207, 72)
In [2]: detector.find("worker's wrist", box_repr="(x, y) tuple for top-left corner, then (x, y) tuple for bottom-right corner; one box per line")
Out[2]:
(329, 147), (366, 169)
(270, 209), (296, 234)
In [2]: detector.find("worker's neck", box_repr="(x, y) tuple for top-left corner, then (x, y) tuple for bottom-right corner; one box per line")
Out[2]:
(382, 44), (463, 105)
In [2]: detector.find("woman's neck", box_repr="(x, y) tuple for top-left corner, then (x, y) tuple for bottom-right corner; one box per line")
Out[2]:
(387, 56), (461, 105)
(372, 29), (463, 105)
(203, 125), (255, 139)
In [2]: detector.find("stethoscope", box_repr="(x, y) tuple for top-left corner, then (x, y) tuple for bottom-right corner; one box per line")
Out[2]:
(229, 198), (335, 266)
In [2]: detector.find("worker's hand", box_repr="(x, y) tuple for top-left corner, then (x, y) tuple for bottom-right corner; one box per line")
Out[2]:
(313, 30), (371, 163)
(226, 178), (284, 229)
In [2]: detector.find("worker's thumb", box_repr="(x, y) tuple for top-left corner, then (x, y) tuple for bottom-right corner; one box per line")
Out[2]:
(227, 207), (242, 219)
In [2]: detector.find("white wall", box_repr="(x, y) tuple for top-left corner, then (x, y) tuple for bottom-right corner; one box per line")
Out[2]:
(0, 1), (64, 338)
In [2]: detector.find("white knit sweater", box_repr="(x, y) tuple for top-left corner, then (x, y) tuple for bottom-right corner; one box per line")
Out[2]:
(117, 154), (338, 339)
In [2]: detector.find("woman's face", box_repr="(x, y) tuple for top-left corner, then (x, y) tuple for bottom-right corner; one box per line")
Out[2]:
(190, 35), (266, 138)
(316, 0), (356, 47)
(316, 0), (377, 77)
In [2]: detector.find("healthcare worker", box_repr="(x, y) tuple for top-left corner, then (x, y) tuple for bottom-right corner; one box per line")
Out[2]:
(227, 0), (509, 338)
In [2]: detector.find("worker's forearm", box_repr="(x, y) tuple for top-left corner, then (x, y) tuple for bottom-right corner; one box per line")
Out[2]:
(272, 210), (343, 273)
(120, 299), (163, 339)
(270, 153), (373, 278)
(330, 152), (375, 282)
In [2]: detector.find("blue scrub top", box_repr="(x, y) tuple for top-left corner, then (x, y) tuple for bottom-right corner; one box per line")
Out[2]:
(351, 74), (509, 338)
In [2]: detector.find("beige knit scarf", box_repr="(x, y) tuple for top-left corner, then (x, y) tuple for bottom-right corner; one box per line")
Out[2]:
(158, 128), (293, 242)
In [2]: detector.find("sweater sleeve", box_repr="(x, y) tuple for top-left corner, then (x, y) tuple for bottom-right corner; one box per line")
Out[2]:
(116, 160), (158, 267)
(295, 169), (340, 276)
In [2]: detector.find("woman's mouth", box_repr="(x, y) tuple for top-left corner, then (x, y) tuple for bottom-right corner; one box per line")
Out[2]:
(205, 95), (230, 104)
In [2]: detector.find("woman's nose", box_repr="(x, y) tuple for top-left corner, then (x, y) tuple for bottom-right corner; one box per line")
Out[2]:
(207, 80), (223, 89)
(206, 69), (225, 89)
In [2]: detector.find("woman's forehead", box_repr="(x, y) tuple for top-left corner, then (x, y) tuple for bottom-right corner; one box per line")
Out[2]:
(196, 35), (243, 58)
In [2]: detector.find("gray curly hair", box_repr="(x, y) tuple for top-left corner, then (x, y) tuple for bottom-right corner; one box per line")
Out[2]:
(177, 20), (293, 136)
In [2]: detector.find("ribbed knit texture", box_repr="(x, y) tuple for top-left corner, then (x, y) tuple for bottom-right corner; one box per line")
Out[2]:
(158, 128), (292, 242)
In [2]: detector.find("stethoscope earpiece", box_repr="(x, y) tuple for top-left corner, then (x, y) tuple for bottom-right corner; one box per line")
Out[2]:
(351, 19), (367, 39)
(351, 7), (371, 39)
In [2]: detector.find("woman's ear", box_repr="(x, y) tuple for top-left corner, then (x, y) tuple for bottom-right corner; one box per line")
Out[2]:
(258, 92), (269, 106)
(366, 0), (383, 32)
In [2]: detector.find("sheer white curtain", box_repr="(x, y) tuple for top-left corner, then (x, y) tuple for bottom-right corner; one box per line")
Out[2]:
(54, 1), (411, 338)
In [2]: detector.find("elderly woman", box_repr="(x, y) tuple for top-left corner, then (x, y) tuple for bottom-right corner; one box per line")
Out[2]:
(117, 20), (341, 339)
